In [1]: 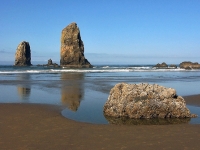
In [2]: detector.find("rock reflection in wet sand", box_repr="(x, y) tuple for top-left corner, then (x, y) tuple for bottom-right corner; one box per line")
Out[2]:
(104, 115), (191, 125)
(60, 73), (84, 111)
(17, 74), (31, 100)
(17, 87), (31, 100)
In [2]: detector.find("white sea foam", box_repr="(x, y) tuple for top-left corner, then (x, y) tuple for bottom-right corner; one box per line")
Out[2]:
(51, 69), (130, 73)
(0, 65), (199, 74)
(26, 70), (41, 73)
(102, 66), (109, 68)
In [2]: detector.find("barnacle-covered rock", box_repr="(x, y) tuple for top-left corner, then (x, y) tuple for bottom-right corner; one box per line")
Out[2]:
(103, 83), (197, 119)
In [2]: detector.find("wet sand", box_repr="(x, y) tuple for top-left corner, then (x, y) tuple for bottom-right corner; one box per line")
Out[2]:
(0, 95), (200, 150)
(184, 94), (200, 107)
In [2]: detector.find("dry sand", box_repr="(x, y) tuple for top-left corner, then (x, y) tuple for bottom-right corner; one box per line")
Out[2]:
(0, 95), (200, 150)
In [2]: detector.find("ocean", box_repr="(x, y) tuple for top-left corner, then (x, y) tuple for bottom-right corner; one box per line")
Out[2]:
(0, 64), (200, 125)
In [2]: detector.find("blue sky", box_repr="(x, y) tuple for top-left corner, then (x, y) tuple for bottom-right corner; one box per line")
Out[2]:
(0, 0), (200, 65)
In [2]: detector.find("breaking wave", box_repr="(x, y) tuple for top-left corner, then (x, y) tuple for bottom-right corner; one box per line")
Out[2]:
(0, 64), (199, 74)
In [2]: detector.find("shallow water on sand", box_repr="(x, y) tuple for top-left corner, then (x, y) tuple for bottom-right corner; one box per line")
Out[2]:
(0, 69), (200, 125)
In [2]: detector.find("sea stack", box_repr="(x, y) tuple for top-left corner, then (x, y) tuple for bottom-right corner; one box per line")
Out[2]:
(14, 41), (31, 66)
(60, 22), (92, 68)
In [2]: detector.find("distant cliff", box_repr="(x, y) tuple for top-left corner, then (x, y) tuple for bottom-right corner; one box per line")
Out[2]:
(60, 22), (92, 68)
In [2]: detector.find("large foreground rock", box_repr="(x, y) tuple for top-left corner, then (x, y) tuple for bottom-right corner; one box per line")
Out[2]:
(14, 41), (31, 66)
(103, 83), (197, 119)
(60, 22), (92, 68)
(180, 61), (200, 69)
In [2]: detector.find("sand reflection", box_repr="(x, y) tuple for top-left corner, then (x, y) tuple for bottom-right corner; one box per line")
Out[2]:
(17, 74), (31, 100)
(60, 73), (84, 111)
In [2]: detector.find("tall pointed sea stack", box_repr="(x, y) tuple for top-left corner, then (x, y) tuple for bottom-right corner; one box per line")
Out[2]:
(60, 22), (92, 68)
(14, 41), (31, 66)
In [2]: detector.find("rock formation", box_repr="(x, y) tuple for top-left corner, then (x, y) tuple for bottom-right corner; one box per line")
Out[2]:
(154, 62), (177, 69)
(154, 62), (168, 68)
(14, 41), (32, 66)
(180, 61), (200, 69)
(169, 64), (177, 69)
(46, 59), (59, 67)
(60, 22), (92, 68)
(37, 59), (59, 67)
(103, 83), (197, 119)
(48, 59), (53, 65)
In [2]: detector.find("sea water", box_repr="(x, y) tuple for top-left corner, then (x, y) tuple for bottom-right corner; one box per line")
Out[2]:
(0, 64), (200, 125)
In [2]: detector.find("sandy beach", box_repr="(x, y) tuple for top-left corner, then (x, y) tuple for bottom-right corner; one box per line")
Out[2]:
(0, 95), (199, 150)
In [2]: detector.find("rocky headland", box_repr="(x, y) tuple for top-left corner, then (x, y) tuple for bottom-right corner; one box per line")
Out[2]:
(179, 61), (200, 70)
(14, 41), (32, 66)
(104, 83), (197, 119)
(60, 22), (92, 68)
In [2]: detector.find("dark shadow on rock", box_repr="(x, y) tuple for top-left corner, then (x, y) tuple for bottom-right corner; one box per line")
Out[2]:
(104, 115), (191, 125)
(60, 73), (84, 111)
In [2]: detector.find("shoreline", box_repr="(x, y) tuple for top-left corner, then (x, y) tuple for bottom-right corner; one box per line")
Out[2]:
(0, 94), (200, 149)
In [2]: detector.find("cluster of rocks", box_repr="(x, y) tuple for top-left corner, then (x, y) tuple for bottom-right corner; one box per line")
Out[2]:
(180, 61), (200, 70)
(103, 83), (197, 119)
(14, 22), (92, 68)
(37, 59), (59, 67)
(154, 62), (177, 69)
(154, 62), (200, 70)
(12, 22), (200, 70)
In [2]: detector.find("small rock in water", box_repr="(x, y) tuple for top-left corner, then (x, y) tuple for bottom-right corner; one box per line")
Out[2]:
(154, 62), (168, 69)
(37, 59), (59, 67)
(103, 83), (197, 119)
